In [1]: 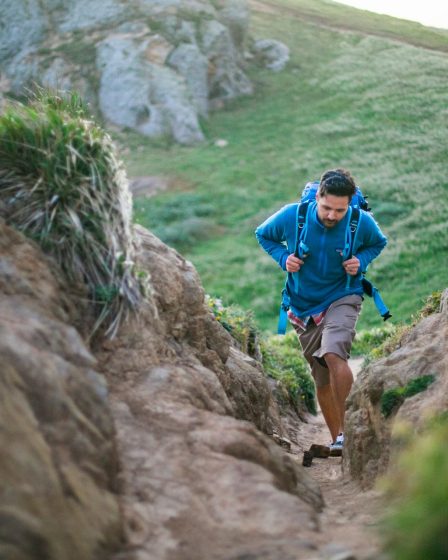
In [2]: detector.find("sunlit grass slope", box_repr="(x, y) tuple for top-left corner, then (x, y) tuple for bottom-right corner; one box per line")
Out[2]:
(123, 0), (448, 333)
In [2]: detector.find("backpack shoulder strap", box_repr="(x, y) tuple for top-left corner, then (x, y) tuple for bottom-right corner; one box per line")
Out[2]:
(348, 206), (361, 259)
(294, 200), (312, 258)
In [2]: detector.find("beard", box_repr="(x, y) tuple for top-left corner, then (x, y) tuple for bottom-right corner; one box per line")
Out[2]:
(323, 219), (337, 227)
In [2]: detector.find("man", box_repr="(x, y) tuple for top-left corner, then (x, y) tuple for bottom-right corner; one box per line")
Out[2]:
(255, 169), (387, 453)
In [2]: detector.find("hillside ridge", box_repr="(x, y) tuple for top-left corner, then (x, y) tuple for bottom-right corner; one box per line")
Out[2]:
(250, 0), (448, 53)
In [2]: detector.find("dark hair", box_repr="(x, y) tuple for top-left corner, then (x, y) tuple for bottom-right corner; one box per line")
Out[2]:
(318, 168), (356, 199)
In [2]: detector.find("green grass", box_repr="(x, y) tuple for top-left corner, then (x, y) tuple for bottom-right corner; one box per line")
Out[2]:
(261, 331), (317, 414)
(380, 415), (448, 559)
(120, 0), (448, 333)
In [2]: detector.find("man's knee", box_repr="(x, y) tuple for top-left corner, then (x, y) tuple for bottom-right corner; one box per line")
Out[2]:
(323, 352), (346, 368)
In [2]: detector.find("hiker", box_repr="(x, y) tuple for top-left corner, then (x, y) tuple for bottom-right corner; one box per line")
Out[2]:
(255, 168), (387, 454)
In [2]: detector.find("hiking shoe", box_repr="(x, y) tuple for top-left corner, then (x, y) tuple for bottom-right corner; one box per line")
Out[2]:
(329, 433), (344, 457)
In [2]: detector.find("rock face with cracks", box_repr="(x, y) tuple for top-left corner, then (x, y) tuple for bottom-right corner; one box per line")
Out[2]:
(344, 289), (448, 488)
(0, 0), (289, 145)
(0, 220), (324, 560)
(0, 221), (122, 560)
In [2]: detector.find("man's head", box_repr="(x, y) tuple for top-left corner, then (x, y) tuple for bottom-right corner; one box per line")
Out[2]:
(316, 168), (356, 228)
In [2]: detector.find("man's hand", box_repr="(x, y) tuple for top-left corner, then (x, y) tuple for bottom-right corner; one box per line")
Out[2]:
(286, 254), (304, 272)
(343, 257), (361, 276)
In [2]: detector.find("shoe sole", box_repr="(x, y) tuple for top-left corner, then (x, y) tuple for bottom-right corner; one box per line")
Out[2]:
(329, 447), (342, 457)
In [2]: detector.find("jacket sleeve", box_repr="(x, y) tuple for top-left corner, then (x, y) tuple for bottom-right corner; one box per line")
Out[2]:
(354, 213), (387, 272)
(255, 205), (292, 271)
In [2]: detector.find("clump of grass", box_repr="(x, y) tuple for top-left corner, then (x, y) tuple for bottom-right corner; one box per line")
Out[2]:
(261, 332), (316, 415)
(418, 291), (442, 318)
(362, 291), (443, 363)
(0, 89), (144, 337)
(380, 414), (448, 560)
(380, 374), (436, 418)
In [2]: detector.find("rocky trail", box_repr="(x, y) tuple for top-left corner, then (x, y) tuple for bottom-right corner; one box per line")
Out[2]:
(2, 213), (446, 560)
(285, 357), (384, 560)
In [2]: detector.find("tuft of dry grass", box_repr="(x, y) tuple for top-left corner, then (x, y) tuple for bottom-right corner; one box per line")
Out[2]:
(0, 89), (144, 338)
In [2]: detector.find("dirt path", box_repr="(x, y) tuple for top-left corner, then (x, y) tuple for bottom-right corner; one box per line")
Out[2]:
(288, 357), (384, 560)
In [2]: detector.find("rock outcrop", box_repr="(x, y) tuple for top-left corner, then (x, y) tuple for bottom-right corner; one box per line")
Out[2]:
(0, 0), (287, 144)
(0, 217), (324, 559)
(344, 290), (448, 488)
(252, 39), (290, 71)
(0, 221), (122, 560)
(96, 226), (324, 559)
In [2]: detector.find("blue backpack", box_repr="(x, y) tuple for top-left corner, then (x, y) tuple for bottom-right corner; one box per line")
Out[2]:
(301, 181), (370, 212)
(277, 181), (391, 334)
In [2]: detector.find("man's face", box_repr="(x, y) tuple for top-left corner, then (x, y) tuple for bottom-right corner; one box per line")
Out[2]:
(316, 193), (350, 228)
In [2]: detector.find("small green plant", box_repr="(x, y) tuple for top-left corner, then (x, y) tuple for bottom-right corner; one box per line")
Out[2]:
(0, 89), (143, 337)
(361, 292), (443, 363)
(206, 295), (260, 357)
(369, 324), (412, 360)
(380, 388), (405, 418)
(261, 332), (316, 415)
(417, 291), (442, 318)
(380, 414), (448, 560)
(380, 374), (436, 418)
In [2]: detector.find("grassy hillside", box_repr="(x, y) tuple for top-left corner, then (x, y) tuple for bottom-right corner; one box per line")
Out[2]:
(122, 0), (448, 333)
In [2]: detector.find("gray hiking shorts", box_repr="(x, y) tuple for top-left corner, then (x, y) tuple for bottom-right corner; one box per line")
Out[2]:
(297, 294), (362, 388)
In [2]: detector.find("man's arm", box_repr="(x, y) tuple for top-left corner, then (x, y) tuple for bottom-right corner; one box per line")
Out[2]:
(255, 205), (294, 271)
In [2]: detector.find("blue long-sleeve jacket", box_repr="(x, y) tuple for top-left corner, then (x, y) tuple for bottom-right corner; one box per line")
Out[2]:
(255, 202), (387, 318)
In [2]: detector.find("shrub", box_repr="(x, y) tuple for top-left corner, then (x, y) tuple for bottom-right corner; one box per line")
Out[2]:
(380, 415), (448, 559)
(0, 89), (144, 337)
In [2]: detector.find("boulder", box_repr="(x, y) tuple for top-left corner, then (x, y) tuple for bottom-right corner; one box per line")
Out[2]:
(0, 0), (48, 63)
(0, 0), (287, 144)
(253, 38), (290, 71)
(200, 19), (253, 101)
(96, 34), (204, 144)
(343, 290), (448, 488)
(3, 49), (41, 96)
(39, 57), (95, 107)
(167, 43), (209, 116)
(216, 0), (251, 50)
(55, 0), (128, 33)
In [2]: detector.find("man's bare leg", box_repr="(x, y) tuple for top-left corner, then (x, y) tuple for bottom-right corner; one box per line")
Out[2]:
(324, 352), (354, 436)
(316, 384), (341, 443)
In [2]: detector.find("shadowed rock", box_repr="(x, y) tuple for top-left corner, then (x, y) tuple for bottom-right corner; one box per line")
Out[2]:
(344, 290), (448, 488)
